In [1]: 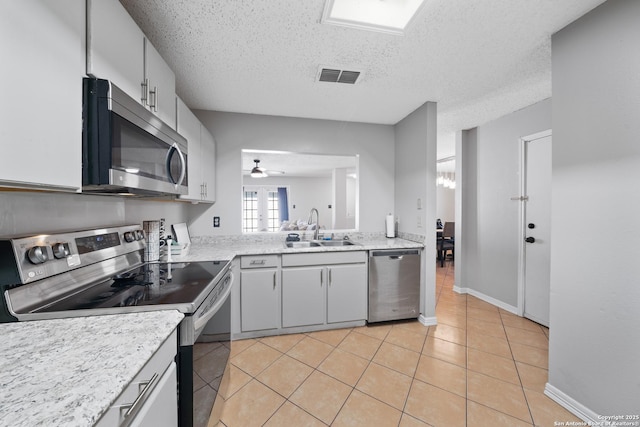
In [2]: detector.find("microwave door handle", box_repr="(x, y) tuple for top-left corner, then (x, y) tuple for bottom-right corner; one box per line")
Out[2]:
(166, 143), (186, 187)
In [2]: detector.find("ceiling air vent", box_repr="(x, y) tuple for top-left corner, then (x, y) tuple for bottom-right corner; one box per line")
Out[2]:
(318, 68), (361, 84)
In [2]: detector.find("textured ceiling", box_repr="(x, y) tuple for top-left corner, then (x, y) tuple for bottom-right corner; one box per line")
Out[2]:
(120, 0), (605, 153)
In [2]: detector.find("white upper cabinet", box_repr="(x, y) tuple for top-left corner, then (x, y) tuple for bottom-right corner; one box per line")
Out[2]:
(86, 0), (143, 102)
(176, 97), (202, 201)
(199, 126), (217, 203)
(176, 97), (216, 203)
(0, 0), (85, 191)
(144, 39), (176, 128)
(86, 0), (176, 128)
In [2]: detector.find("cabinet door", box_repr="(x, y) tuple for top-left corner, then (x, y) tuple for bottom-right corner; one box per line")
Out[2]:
(282, 267), (325, 328)
(176, 97), (202, 202)
(0, 0), (84, 191)
(129, 362), (178, 427)
(200, 126), (216, 203)
(327, 264), (367, 323)
(144, 38), (176, 128)
(241, 269), (279, 332)
(86, 0), (144, 102)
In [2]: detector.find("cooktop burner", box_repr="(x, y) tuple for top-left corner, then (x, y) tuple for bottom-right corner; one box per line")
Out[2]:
(37, 261), (228, 313)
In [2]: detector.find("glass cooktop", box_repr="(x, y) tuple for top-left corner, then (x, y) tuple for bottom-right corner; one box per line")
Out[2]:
(37, 261), (228, 313)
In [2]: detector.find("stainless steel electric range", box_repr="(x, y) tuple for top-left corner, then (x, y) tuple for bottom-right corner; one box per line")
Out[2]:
(0, 224), (233, 427)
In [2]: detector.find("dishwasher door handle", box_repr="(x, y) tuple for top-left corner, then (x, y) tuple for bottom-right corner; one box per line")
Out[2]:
(389, 255), (404, 260)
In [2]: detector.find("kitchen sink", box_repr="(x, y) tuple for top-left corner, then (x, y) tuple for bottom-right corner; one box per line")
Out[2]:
(317, 240), (358, 246)
(284, 241), (322, 248)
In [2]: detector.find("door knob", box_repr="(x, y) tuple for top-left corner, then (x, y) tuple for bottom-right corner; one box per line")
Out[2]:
(528, 223), (535, 229)
(525, 237), (535, 243)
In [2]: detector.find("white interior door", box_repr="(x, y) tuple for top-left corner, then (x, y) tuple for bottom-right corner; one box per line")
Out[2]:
(523, 132), (552, 326)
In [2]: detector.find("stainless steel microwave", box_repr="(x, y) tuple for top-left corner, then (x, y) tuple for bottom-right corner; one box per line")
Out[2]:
(82, 78), (188, 196)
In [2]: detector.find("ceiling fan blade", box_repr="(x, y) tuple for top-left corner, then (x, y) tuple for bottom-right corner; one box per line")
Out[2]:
(264, 169), (285, 175)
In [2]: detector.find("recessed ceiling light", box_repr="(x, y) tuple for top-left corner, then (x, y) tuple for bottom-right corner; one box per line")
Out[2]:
(321, 0), (426, 35)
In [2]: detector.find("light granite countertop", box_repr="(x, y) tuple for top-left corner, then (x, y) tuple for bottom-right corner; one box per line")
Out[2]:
(171, 235), (424, 263)
(0, 310), (184, 427)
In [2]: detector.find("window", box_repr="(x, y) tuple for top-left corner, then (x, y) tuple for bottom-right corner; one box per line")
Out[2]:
(243, 186), (289, 233)
(242, 190), (259, 232)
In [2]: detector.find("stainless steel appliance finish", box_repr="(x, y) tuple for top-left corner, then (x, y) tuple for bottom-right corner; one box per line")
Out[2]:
(82, 78), (188, 196)
(0, 225), (232, 427)
(368, 249), (421, 323)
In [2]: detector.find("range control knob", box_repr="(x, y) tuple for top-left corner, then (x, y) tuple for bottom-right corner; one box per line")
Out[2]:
(27, 246), (49, 265)
(124, 232), (135, 243)
(135, 230), (145, 241)
(52, 243), (70, 259)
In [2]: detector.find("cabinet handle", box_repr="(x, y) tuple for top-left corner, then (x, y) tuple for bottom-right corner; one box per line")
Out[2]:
(122, 372), (159, 421)
(320, 269), (323, 286)
(250, 260), (266, 265)
(141, 79), (149, 105)
(329, 268), (332, 286)
(149, 86), (158, 112)
(273, 272), (276, 290)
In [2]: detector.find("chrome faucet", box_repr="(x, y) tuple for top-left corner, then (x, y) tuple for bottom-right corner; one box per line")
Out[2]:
(308, 208), (320, 240)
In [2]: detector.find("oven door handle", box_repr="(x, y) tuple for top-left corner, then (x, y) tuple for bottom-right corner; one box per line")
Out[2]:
(193, 271), (234, 332)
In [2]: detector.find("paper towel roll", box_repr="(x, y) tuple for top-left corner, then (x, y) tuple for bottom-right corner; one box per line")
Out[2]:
(385, 214), (395, 238)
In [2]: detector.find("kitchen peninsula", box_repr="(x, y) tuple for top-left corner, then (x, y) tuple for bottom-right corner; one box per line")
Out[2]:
(0, 311), (183, 427)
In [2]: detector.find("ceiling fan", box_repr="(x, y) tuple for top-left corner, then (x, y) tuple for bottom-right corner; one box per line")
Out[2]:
(247, 159), (285, 178)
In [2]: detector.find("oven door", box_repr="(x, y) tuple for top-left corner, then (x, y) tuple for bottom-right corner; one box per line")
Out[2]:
(177, 270), (233, 427)
(179, 270), (233, 347)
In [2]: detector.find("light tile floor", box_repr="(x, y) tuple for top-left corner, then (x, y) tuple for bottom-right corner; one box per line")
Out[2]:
(201, 262), (583, 426)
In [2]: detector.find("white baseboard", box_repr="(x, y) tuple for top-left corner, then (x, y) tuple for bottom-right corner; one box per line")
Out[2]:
(453, 286), (518, 314)
(418, 315), (437, 326)
(544, 383), (600, 424)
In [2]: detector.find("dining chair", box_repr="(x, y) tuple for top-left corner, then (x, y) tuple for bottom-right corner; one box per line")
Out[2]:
(437, 221), (455, 267)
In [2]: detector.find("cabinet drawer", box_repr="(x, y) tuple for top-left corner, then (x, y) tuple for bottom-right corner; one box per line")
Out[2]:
(282, 251), (366, 267)
(241, 255), (279, 269)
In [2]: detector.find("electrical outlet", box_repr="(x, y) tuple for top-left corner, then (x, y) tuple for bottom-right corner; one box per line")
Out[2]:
(213, 217), (220, 227)
(417, 198), (422, 210)
(417, 216), (422, 228)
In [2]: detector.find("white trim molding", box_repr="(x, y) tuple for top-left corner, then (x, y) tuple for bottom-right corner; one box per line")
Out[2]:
(453, 286), (518, 314)
(544, 383), (600, 425)
(418, 315), (437, 326)
(517, 129), (552, 319)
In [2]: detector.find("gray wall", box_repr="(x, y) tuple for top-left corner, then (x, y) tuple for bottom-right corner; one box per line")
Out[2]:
(549, 0), (640, 417)
(190, 111), (395, 236)
(457, 99), (551, 307)
(394, 101), (437, 320)
(0, 192), (188, 236)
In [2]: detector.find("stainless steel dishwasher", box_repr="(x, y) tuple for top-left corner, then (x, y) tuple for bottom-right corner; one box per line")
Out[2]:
(368, 249), (421, 322)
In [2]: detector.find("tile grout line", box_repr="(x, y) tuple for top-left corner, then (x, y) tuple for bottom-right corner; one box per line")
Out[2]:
(499, 307), (536, 426)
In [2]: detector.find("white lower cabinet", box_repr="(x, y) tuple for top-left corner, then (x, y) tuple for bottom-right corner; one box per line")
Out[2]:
(96, 329), (178, 427)
(281, 251), (368, 329)
(240, 255), (280, 333)
(128, 362), (177, 427)
(282, 267), (325, 328)
(326, 264), (368, 323)
(236, 251), (368, 338)
(241, 269), (279, 332)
